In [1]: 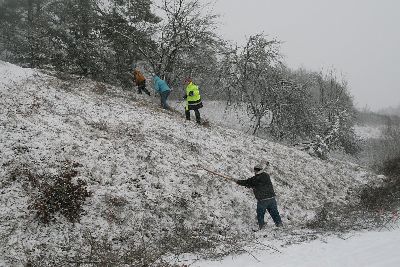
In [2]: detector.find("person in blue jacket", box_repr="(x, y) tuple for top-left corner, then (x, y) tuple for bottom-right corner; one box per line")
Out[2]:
(153, 75), (171, 110)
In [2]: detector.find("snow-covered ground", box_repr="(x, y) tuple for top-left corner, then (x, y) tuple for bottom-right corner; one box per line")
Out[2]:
(354, 125), (382, 139)
(170, 101), (257, 133)
(0, 61), (396, 266)
(194, 227), (400, 267)
(172, 101), (384, 141)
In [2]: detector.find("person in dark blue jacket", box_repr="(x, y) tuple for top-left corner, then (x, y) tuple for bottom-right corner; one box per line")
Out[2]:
(236, 162), (283, 230)
(153, 75), (171, 110)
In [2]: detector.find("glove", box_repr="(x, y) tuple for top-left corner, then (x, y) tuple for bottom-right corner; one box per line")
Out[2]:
(183, 94), (187, 99)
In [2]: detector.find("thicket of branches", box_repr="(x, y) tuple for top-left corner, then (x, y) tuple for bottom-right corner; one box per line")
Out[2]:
(215, 34), (359, 156)
(0, 0), (162, 86)
(0, 0), (360, 156)
(0, 0), (221, 89)
(360, 113), (400, 169)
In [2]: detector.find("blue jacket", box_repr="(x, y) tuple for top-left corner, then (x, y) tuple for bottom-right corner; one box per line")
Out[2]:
(153, 76), (171, 93)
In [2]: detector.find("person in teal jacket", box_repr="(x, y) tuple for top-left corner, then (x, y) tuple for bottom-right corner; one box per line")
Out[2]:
(153, 75), (171, 110)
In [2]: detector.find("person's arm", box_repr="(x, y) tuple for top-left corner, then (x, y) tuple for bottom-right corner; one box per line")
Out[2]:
(153, 79), (160, 92)
(236, 176), (257, 188)
(183, 86), (188, 99)
(132, 71), (137, 84)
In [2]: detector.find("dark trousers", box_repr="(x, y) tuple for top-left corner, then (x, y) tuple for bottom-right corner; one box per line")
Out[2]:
(256, 198), (282, 229)
(137, 80), (150, 96)
(160, 90), (170, 109)
(185, 109), (201, 123)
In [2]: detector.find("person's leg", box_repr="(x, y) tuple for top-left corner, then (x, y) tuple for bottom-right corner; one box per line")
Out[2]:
(165, 90), (170, 108)
(143, 88), (151, 96)
(138, 81), (145, 94)
(159, 92), (163, 107)
(160, 90), (170, 109)
(266, 198), (283, 226)
(185, 109), (191, 120)
(256, 200), (268, 229)
(142, 80), (151, 96)
(160, 92), (167, 108)
(194, 109), (201, 124)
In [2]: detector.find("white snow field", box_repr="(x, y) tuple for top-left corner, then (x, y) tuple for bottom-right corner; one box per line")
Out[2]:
(194, 228), (400, 267)
(0, 61), (398, 266)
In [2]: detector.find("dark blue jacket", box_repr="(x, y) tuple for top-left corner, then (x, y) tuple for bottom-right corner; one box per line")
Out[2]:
(236, 172), (276, 201)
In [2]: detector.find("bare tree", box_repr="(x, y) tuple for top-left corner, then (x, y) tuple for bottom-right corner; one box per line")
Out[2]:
(148, 0), (221, 85)
(217, 33), (283, 134)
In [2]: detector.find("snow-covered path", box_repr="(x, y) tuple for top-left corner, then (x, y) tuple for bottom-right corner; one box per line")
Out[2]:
(195, 228), (400, 267)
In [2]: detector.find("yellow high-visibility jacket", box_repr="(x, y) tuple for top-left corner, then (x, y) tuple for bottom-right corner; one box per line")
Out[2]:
(185, 82), (203, 110)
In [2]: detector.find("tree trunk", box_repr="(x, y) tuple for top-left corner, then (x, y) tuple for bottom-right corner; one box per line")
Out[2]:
(27, 0), (35, 67)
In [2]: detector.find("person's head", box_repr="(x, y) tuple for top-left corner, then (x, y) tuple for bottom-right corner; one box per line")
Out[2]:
(184, 77), (192, 85)
(254, 163), (264, 174)
(254, 161), (270, 174)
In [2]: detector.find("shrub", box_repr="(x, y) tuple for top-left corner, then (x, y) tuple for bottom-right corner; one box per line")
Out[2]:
(364, 118), (400, 169)
(308, 154), (400, 232)
(30, 168), (91, 224)
(360, 156), (400, 211)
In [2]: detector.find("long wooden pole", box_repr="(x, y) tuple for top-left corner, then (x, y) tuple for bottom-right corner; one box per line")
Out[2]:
(199, 166), (237, 182)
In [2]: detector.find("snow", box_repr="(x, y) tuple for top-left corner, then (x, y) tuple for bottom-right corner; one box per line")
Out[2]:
(170, 101), (272, 134)
(172, 101), (381, 141)
(354, 125), (382, 139)
(0, 60), (395, 265)
(194, 228), (400, 267)
(170, 101), (256, 132)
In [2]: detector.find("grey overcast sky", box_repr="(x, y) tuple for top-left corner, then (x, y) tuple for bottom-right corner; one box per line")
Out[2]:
(213, 0), (400, 111)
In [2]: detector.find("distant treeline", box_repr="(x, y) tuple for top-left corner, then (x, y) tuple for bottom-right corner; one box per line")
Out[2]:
(0, 0), (360, 155)
(357, 110), (400, 126)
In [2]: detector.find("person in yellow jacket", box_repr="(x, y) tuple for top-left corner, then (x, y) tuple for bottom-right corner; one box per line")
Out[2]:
(183, 78), (203, 124)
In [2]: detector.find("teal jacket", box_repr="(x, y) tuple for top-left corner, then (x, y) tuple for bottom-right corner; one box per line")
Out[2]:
(153, 76), (171, 93)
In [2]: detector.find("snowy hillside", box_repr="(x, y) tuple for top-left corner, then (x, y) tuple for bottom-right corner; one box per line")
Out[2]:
(171, 102), (383, 140)
(354, 125), (382, 139)
(0, 61), (380, 265)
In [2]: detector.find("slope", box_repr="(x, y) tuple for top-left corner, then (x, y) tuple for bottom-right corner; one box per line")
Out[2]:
(0, 61), (378, 265)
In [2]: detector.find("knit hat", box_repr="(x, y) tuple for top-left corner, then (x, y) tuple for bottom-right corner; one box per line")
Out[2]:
(254, 163), (264, 171)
